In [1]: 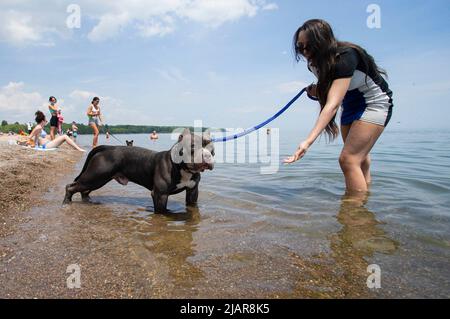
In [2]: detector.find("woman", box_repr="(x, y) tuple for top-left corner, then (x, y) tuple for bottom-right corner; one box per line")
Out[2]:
(284, 19), (393, 194)
(26, 111), (85, 152)
(57, 110), (64, 135)
(86, 97), (103, 148)
(71, 121), (79, 142)
(48, 96), (59, 140)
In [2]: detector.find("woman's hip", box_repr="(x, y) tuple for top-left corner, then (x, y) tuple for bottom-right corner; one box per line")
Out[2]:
(341, 102), (393, 127)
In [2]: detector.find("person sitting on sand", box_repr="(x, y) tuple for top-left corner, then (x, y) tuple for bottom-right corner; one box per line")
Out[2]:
(150, 130), (159, 140)
(24, 111), (85, 152)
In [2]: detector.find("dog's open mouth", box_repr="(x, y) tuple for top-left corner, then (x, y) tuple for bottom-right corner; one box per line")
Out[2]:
(197, 163), (213, 172)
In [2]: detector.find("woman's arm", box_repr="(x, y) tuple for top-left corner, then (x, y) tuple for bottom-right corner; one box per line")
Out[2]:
(284, 78), (351, 164)
(29, 125), (41, 146)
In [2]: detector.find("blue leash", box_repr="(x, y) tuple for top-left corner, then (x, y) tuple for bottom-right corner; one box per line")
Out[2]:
(211, 87), (307, 143)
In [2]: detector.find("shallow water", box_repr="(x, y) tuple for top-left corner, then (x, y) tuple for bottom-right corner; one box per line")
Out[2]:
(20, 129), (450, 297)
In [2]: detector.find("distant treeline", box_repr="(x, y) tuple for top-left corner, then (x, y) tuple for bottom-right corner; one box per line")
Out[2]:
(0, 120), (222, 135)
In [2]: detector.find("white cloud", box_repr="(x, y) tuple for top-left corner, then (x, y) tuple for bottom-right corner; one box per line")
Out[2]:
(136, 16), (175, 38)
(0, 82), (46, 122)
(87, 12), (130, 42)
(178, 0), (259, 27)
(0, 11), (40, 45)
(0, 0), (278, 45)
(0, 10), (50, 46)
(262, 3), (278, 11)
(277, 81), (308, 94)
(69, 89), (99, 100)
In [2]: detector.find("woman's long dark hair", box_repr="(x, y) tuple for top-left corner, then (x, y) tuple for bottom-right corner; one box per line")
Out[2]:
(35, 110), (46, 123)
(293, 19), (387, 140)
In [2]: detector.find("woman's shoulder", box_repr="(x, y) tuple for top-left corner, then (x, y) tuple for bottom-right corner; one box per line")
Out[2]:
(333, 46), (360, 79)
(33, 124), (43, 132)
(337, 46), (359, 60)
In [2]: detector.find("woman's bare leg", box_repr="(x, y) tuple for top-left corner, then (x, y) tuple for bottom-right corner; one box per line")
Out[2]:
(340, 124), (351, 142)
(339, 121), (384, 193)
(341, 123), (373, 187)
(46, 135), (85, 152)
(50, 126), (56, 140)
(90, 124), (99, 148)
(361, 155), (372, 185)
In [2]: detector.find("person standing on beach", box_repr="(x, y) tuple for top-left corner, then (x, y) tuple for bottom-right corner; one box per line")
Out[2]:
(87, 97), (103, 148)
(26, 122), (33, 135)
(71, 121), (78, 143)
(48, 96), (59, 140)
(284, 19), (393, 194)
(57, 110), (64, 135)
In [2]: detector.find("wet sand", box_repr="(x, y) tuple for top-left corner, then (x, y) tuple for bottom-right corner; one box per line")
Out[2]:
(0, 137), (396, 298)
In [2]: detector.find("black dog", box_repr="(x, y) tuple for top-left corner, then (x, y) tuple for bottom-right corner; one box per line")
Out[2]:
(63, 129), (214, 213)
(126, 140), (133, 146)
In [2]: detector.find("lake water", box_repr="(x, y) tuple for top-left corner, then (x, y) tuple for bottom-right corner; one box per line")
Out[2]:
(68, 129), (450, 297)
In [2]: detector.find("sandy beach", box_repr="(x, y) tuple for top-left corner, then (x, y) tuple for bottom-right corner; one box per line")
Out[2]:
(0, 136), (82, 238)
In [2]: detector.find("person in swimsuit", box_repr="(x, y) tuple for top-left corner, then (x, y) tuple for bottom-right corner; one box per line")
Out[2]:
(26, 111), (85, 152)
(48, 96), (59, 140)
(284, 19), (393, 194)
(87, 97), (103, 148)
(71, 121), (78, 142)
(57, 110), (64, 135)
(150, 130), (159, 140)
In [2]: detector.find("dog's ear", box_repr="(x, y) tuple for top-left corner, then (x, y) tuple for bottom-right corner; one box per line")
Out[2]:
(178, 128), (191, 142)
(131, 140), (134, 143)
(203, 129), (211, 141)
(202, 129), (212, 146)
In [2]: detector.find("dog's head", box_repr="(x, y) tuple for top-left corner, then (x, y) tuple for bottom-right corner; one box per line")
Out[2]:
(126, 140), (134, 146)
(170, 128), (215, 173)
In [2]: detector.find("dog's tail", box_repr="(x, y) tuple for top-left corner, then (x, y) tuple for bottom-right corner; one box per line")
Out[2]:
(74, 145), (109, 181)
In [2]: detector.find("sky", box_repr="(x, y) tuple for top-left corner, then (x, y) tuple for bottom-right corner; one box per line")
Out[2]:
(0, 0), (449, 131)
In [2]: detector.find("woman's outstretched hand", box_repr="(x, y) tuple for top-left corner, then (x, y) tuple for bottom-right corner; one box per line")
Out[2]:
(283, 141), (311, 164)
